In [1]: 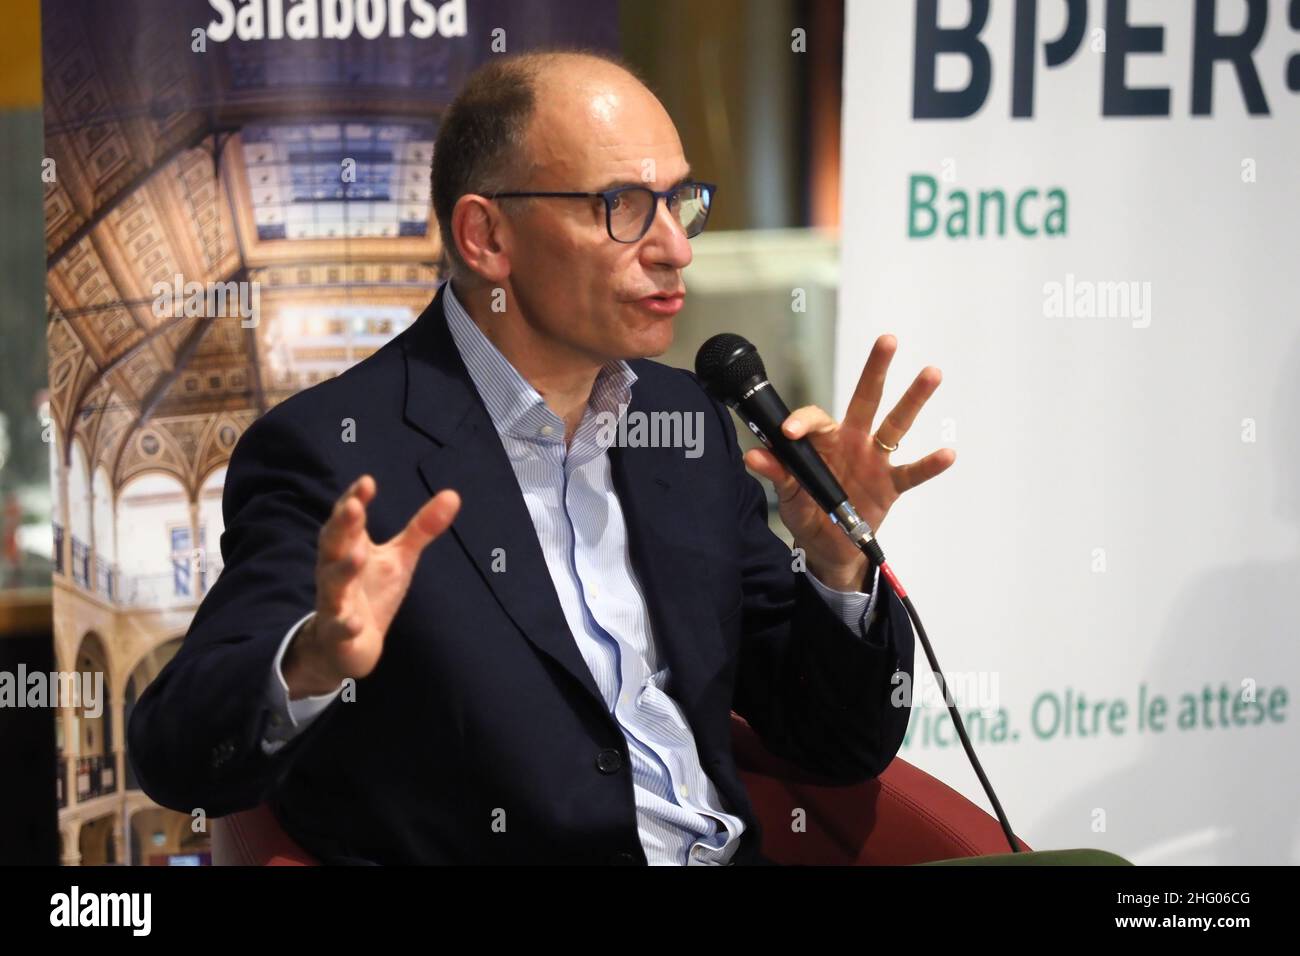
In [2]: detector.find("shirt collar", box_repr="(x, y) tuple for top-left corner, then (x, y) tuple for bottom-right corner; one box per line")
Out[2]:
(441, 278), (638, 443)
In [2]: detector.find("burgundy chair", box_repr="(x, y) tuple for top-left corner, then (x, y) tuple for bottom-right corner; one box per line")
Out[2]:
(213, 713), (1029, 865)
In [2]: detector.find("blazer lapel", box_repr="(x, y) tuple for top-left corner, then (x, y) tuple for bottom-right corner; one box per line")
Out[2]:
(402, 286), (607, 711)
(608, 385), (727, 722)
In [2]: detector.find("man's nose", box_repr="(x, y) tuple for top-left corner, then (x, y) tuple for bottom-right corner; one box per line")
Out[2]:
(640, 198), (694, 270)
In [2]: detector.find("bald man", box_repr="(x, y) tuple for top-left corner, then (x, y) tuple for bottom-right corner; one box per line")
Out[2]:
(129, 50), (954, 865)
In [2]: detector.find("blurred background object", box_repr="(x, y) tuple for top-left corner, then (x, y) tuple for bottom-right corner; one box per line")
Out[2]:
(1, 0), (51, 592)
(0, 0), (58, 865)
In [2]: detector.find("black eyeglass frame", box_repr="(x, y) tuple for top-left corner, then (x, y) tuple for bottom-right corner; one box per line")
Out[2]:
(489, 181), (718, 243)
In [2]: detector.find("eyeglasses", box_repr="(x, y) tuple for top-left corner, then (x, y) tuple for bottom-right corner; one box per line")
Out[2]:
(490, 181), (717, 243)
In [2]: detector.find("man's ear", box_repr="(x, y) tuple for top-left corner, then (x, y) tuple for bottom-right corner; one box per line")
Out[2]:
(451, 194), (511, 283)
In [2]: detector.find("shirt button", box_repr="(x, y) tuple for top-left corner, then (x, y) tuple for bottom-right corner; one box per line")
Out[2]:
(678, 784), (689, 799)
(539, 424), (554, 437)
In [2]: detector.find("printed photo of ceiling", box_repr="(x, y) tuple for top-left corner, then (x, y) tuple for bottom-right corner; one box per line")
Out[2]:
(42, 15), (461, 501)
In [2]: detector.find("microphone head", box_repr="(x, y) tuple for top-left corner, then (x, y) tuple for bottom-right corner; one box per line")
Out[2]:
(694, 333), (767, 404)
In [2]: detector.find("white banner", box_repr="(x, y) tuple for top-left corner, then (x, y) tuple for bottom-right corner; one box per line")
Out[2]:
(838, 0), (1300, 864)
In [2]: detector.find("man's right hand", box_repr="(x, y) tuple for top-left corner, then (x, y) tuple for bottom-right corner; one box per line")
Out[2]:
(283, 475), (461, 699)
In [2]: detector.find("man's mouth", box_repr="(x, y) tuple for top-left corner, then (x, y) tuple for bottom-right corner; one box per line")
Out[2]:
(634, 290), (686, 316)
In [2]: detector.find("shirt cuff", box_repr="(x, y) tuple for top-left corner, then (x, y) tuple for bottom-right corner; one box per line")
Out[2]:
(261, 612), (344, 755)
(804, 563), (884, 645)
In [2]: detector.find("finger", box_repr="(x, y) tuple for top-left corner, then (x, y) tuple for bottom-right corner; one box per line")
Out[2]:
(743, 448), (802, 506)
(744, 448), (826, 541)
(841, 334), (898, 433)
(319, 476), (374, 559)
(876, 366), (942, 448)
(892, 447), (957, 494)
(333, 474), (376, 515)
(319, 494), (366, 562)
(317, 541), (368, 614)
(781, 405), (837, 440)
(393, 489), (461, 554)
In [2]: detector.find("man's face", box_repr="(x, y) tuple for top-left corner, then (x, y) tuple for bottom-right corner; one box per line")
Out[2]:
(500, 66), (696, 366)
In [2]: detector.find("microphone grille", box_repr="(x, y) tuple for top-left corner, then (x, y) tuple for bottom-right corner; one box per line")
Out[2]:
(694, 333), (767, 400)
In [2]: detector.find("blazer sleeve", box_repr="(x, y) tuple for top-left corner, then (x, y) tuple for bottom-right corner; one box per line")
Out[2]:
(126, 407), (343, 817)
(709, 391), (918, 783)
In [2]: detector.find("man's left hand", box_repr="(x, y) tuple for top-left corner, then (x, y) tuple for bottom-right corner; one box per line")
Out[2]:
(743, 334), (956, 592)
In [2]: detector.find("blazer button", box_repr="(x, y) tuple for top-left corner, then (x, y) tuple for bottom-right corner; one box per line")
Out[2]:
(209, 739), (234, 768)
(610, 851), (638, 865)
(595, 749), (623, 774)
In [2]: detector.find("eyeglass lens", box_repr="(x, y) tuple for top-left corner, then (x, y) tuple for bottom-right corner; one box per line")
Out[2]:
(609, 184), (711, 241)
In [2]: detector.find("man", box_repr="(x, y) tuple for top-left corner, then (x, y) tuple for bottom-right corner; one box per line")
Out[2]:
(128, 50), (955, 865)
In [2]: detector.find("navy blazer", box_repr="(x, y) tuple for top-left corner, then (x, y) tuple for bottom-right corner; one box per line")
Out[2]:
(127, 283), (916, 864)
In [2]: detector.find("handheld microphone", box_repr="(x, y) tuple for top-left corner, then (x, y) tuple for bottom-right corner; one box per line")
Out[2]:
(695, 332), (1023, 854)
(694, 333), (884, 566)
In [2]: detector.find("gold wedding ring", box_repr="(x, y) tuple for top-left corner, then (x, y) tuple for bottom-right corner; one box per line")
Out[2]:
(873, 434), (899, 453)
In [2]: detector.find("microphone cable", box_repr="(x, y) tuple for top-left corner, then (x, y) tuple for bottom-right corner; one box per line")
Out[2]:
(862, 537), (1022, 854)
